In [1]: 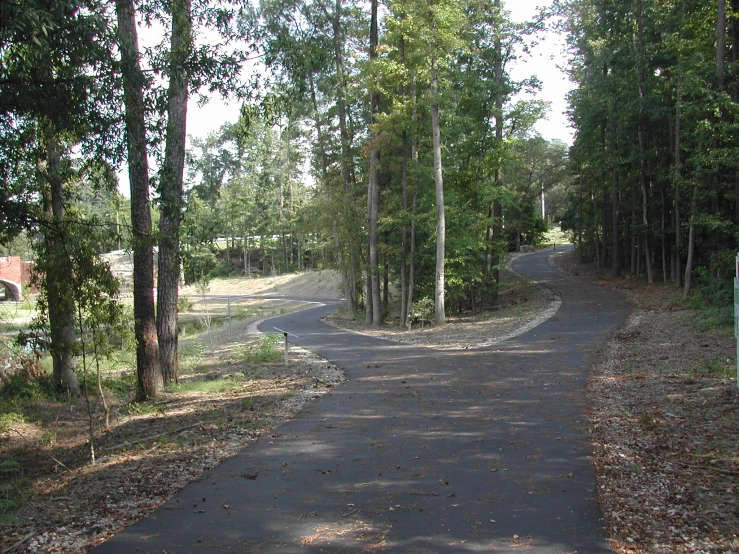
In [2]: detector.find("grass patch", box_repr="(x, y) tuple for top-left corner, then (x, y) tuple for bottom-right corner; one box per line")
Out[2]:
(691, 357), (735, 379)
(0, 412), (25, 433)
(235, 334), (283, 364)
(541, 226), (571, 249)
(0, 460), (29, 525)
(170, 378), (241, 394)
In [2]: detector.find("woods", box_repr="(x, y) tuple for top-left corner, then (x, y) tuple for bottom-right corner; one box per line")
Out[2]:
(1, 0), (735, 460)
(561, 0), (739, 305)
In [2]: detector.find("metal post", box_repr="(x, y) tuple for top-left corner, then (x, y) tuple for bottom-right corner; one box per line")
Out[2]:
(227, 297), (232, 341)
(274, 327), (299, 367)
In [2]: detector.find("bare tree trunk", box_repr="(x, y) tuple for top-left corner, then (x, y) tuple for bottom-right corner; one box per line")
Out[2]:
(634, 0), (653, 283)
(116, 0), (161, 399)
(400, 127), (409, 328)
(661, 188), (668, 282)
(610, 67), (621, 278)
(367, 0), (382, 326)
(406, 71), (419, 326)
(328, 0), (360, 312)
(683, 183), (698, 296)
(279, 122), (287, 271)
(491, 0), (504, 294)
(399, 30), (409, 328)
(430, 43), (445, 325)
(157, 0), (191, 386)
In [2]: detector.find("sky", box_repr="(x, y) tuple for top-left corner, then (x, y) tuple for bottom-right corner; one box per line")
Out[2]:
(506, 2), (574, 145)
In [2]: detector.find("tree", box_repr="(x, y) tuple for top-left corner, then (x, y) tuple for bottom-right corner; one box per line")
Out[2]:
(1, 0), (121, 395)
(157, 0), (193, 385)
(116, 0), (162, 399)
(367, 0), (382, 326)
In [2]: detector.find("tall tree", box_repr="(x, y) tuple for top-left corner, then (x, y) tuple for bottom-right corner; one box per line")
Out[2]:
(367, 0), (382, 326)
(116, 0), (162, 399)
(157, 0), (193, 384)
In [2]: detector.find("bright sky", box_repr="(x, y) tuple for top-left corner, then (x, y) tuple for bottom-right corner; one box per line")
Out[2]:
(506, 1), (573, 145)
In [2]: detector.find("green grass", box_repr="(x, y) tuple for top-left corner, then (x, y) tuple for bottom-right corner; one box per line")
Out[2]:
(234, 334), (283, 364)
(169, 378), (242, 394)
(541, 227), (571, 248)
(691, 357), (735, 380)
(0, 412), (25, 433)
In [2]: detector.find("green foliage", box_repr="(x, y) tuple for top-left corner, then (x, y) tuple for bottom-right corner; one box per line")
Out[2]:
(691, 358), (735, 380)
(178, 296), (193, 312)
(0, 459), (23, 524)
(409, 297), (435, 327)
(99, 370), (137, 397)
(0, 345), (52, 400)
(235, 334), (283, 364)
(0, 412), (25, 433)
(685, 251), (735, 329)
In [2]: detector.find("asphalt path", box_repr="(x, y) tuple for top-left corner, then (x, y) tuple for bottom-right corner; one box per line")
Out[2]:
(92, 248), (630, 553)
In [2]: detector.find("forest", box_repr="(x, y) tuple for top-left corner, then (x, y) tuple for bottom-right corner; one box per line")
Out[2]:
(0, 0), (736, 402)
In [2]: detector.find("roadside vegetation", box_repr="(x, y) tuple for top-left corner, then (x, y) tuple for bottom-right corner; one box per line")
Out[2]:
(0, 272), (344, 552)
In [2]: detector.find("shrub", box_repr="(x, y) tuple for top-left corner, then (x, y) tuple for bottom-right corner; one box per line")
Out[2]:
(0, 346), (48, 399)
(236, 334), (283, 364)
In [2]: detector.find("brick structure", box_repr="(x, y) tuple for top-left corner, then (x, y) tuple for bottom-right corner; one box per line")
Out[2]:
(0, 256), (35, 301)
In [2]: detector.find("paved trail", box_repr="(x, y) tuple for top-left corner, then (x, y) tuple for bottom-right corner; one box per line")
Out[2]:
(92, 249), (630, 553)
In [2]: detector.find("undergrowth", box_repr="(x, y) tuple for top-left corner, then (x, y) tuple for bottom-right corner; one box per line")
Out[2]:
(235, 334), (283, 364)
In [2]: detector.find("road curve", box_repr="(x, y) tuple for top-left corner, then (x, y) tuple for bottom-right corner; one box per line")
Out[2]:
(92, 248), (630, 553)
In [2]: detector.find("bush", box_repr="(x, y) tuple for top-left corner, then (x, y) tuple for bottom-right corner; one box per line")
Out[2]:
(236, 334), (283, 364)
(0, 346), (49, 399)
(409, 297), (435, 328)
(689, 251), (734, 328)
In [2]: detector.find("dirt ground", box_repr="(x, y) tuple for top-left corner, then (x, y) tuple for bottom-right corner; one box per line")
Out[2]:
(1, 259), (738, 553)
(323, 265), (557, 349)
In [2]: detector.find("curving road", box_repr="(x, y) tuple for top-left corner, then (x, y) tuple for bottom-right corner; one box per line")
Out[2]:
(92, 248), (630, 553)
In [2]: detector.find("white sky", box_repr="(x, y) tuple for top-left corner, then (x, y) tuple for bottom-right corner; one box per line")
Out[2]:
(506, 1), (573, 145)
(118, 1), (572, 195)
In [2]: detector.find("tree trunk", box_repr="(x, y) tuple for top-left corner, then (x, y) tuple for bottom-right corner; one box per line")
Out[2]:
(683, 183), (698, 296)
(115, 0), (161, 399)
(308, 71), (354, 314)
(430, 40), (446, 325)
(400, 127), (409, 328)
(367, 0), (382, 326)
(609, 67), (621, 278)
(42, 136), (80, 396)
(491, 0), (504, 293)
(661, 188), (667, 283)
(634, 0), (653, 283)
(329, 0), (360, 313)
(674, 2), (685, 288)
(406, 70), (419, 326)
(157, 0), (191, 386)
